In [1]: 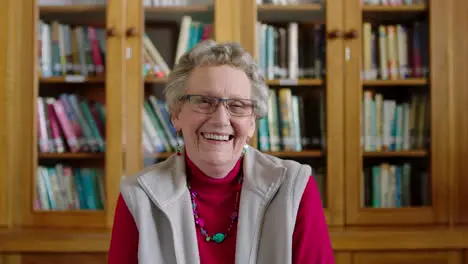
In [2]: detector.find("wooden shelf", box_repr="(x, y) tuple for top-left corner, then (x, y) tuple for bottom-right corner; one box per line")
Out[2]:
(257, 4), (323, 22)
(145, 77), (168, 84)
(38, 153), (105, 159)
(362, 4), (428, 12)
(348, 207), (435, 225)
(144, 152), (174, 159)
(144, 5), (213, 21)
(265, 150), (323, 158)
(24, 210), (106, 228)
(363, 150), (428, 157)
(39, 5), (106, 14)
(144, 5), (212, 13)
(363, 78), (428, 86)
(266, 78), (323, 86)
(4, 227), (468, 252)
(39, 76), (105, 83)
(258, 4), (322, 12)
(33, 209), (104, 214)
(144, 78), (323, 86)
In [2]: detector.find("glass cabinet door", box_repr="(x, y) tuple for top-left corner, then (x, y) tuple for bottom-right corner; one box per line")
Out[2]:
(124, 0), (230, 176)
(344, 0), (449, 226)
(240, 0), (346, 226)
(23, 0), (125, 228)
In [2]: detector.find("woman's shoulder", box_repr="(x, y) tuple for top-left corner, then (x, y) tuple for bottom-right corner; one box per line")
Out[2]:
(254, 149), (314, 177)
(119, 154), (178, 199)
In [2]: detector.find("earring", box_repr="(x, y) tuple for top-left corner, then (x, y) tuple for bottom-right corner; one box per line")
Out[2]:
(176, 142), (182, 156)
(242, 144), (249, 155)
(175, 130), (182, 156)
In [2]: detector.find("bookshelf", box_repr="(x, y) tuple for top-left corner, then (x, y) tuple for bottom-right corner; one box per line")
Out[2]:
(3, 0), (468, 262)
(10, 0), (127, 229)
(344, 0), (452, 226)
(239, 0), (345, 226)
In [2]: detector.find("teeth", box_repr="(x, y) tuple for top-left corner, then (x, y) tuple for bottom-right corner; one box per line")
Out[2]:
(203, 133), (230, 141)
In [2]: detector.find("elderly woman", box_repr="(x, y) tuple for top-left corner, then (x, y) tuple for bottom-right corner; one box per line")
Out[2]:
(108, 40), (334, 264)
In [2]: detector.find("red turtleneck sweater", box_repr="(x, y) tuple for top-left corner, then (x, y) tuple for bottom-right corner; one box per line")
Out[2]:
(108, 156), (334, 264)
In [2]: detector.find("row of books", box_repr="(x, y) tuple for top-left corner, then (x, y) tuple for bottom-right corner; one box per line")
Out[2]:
(37, 94), (106, 153)
(362, 0), (425, 5)
(38, 15), (212, 79)
(257, 22), (325, 80)
(257, 88), (325, 152)
(39, 0), (106, 5)
(144, 16), (212, 79)
(257, 0), (322, 4)
(361, 162), (430, 208)
(142, 96), (183, 154)
(362, 22), (429, 81)
(143, 0), (213, 6)
(361, 91), (429, 152)
(35, 165), (105, 211)
(38, 21), (106, 78)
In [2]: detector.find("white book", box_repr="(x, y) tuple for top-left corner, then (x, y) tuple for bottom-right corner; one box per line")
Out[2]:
(174, 16), (192, 64)
(288, 23), (298, 79)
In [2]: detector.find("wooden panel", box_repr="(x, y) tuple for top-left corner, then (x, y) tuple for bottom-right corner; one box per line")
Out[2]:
(3, 227), (468, 252)
(0, 0), (9, 227)
(214, 0), (240, 42)
(21, 253), (107, 264)
(331, 228), (468, 251)
(335, 252), (352, 264)
(343, 0), (365, 225)
(0, 228), (110, 252)
(124, 0), (144, 176)
(326, 0), (345, 227)
(2, 0), (24, 228)
(428, 0), (452, 225)
(0, 254), (21, 264)
(451, 0), (468, 225)
(105, 0), (127, 228)
(354, 251), (462, 264)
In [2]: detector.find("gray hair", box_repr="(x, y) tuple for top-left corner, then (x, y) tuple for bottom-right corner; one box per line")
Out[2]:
(163, 40), (269, 118)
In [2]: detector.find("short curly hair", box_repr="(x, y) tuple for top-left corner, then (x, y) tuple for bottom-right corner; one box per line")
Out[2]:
(163, 40), (269, 119)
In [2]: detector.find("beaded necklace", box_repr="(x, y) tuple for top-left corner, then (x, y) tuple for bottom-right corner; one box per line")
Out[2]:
(187, 173), (243, 243)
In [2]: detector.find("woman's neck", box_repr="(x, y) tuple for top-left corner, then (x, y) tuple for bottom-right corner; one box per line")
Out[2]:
(185, 152), (240, 179)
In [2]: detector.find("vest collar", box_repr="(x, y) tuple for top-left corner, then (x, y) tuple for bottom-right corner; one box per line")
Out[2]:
(136, 146), (287, 209)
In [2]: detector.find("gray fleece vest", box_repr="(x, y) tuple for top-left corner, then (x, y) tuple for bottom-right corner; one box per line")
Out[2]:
(120, 147), (311, 264)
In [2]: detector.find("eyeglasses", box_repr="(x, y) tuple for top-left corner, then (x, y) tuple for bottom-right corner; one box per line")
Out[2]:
(179, 94), (255, 117)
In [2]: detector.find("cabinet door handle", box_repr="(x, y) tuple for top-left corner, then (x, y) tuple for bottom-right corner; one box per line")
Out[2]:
(344, 30), (359, 39)
(126, 27), (137, 37)
(106, 27), (117, 37)
(327, 30), (344, 39)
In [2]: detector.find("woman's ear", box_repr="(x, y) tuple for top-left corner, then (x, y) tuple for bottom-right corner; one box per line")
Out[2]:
(170, 107), (181, 131)
(247, 115), (256, 139)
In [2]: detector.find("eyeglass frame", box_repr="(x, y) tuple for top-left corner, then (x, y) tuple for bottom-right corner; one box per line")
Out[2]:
(178, 94), (257, 117)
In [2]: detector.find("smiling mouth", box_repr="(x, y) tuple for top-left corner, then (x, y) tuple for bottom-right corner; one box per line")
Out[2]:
(201, 132), (234, 142)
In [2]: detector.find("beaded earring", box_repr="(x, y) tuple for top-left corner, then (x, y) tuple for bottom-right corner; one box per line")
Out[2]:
(176, 142), (182, 156)
(175, 131), (182, 156)
(242, 144), (249, 155)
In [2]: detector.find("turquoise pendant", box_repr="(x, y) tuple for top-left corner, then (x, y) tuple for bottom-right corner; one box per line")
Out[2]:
(212, 233), (225, 243)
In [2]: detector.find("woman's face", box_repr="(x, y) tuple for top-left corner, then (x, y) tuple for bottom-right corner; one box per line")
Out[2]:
(172, 65), (256, 169)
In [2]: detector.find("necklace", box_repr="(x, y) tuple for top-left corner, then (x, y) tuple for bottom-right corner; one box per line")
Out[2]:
(187, 174), (243, 243)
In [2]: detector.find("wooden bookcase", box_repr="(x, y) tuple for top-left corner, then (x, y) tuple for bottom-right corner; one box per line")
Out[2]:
(239, 0), (345, 227)
(343, 0), (452, 226)
(2, 0), (468, 263)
